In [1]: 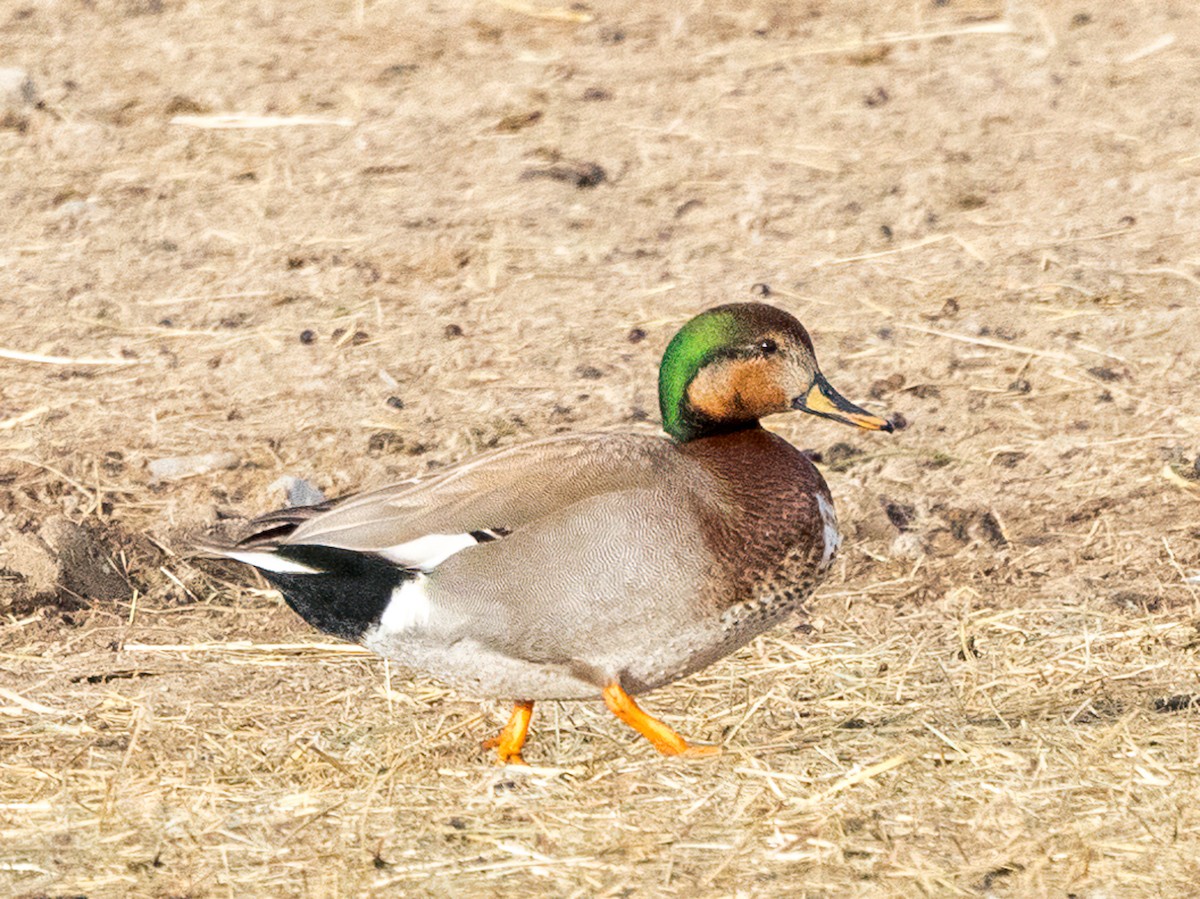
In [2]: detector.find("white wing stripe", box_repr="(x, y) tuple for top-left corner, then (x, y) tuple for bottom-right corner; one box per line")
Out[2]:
(377, 533), (479, 571)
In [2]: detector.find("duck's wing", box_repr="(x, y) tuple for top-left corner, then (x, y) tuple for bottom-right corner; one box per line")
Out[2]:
(411, 482), (717, 677)
(198, 430), (720, 650)
(226, 432), (686, 566)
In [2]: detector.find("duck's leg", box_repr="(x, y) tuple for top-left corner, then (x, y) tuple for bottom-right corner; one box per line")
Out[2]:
(602, 683), (720, 758)
(482, 700), (534, 765)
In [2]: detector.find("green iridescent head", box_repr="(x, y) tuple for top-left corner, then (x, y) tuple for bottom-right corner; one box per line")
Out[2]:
(657, 303), (893, 442)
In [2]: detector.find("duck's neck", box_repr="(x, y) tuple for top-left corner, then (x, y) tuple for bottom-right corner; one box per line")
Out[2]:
(660, 371), (762, 443)
(658, 309), (746, 443)
(665, 405), (761, 444)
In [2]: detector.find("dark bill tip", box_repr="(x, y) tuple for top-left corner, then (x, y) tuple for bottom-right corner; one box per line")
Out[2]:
(794, 374), (894, 432)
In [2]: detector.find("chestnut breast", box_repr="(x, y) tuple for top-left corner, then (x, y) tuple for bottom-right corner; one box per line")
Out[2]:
(678, 427), (831, 610)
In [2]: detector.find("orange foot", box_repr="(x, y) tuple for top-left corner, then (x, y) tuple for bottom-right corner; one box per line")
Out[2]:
(602, 683), (721, 758)
(481, 700), (534, 765)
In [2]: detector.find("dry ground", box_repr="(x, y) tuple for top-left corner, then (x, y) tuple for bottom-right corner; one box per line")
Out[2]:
(2, 0), (1200, 896)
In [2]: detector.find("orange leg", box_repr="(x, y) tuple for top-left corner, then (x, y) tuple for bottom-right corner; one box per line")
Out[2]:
(602, 683), (720, 758)
(481, 700), (534, 765)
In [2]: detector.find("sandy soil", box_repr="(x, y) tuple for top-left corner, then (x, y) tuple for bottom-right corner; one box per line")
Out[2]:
(2, 0), (1200, 895)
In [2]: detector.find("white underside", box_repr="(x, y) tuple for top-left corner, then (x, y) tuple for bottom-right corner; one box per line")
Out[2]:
(378, 575), (432, 632)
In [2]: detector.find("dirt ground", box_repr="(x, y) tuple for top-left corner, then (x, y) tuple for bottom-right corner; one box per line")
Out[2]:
(2, 0), (1200, 895)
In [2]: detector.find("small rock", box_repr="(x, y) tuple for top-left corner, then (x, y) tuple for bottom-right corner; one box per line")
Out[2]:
(992, 451), (1026, 468)
(931, 297), (960, 320)
(148, 451), (239, 483)
(52, 199), (96, 223)
(882, 499), (915, 532)
(890, 532), (924, 560)
(864, 86), (889, 107)
(1087, 365), (1126, 383)
(519, 161), (607, 189)
(495, 110), (542, 132)
(268, 476), (326, 508)
(163, 94), (210, 116)
(0, 67), (37, 109)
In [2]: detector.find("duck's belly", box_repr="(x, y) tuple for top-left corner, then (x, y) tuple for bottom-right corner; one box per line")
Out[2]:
(362, 580), (815, 701)
(370, 634), (603, 700)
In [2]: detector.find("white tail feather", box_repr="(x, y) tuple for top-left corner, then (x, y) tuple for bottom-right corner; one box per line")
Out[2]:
(218, 550), (324, 575)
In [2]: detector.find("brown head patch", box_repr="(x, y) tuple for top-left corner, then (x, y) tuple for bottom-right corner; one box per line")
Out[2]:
(687, 356), (790, 422)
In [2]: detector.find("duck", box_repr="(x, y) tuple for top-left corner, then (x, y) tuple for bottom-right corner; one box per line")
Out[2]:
(200, 303), (893, 763)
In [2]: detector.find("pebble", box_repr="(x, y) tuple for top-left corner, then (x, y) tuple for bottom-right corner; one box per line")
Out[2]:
(268, 475), (327, 507)
(148, 451), (239, 483)
(0, 67), (37, 110)
(890, 532), (925, 560)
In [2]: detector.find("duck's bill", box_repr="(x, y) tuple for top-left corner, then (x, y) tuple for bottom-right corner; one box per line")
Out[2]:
(793, 373), (894, 432)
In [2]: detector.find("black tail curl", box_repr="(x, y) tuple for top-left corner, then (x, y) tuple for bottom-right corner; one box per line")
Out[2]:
(263, 545), (414, 641)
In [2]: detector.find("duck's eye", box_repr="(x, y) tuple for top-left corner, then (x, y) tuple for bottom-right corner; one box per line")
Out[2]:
(758, 338), (779, 356)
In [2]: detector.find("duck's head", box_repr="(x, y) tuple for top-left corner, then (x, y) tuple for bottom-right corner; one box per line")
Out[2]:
(658, 303), (893, 443)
